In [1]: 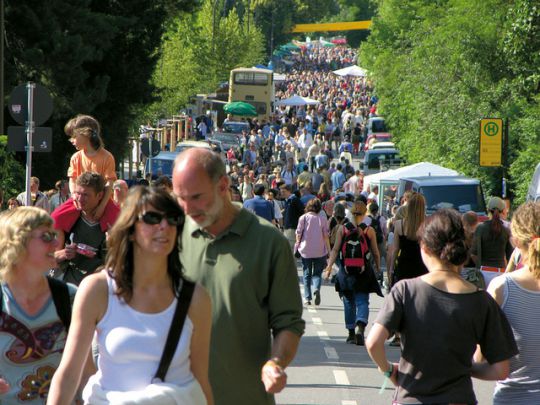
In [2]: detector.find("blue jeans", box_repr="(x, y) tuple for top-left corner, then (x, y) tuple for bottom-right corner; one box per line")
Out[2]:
(343, 292), (369, 329)
(302, 256), (326, 301)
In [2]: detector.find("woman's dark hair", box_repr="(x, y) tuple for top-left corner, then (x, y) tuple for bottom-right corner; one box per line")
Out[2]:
(417, 208), (469, 266)
(105, 186), (185, 302)
(305, 198), (322, 214)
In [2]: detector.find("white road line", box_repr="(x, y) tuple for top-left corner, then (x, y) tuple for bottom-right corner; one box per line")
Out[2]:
(312, 317), (322, 325)
(317, 331), (329, 340)
(333, 370), (350, 385)
(324, 346), (339, 360)
(307, 308), (317, 313)
(342, 401), (357, 405)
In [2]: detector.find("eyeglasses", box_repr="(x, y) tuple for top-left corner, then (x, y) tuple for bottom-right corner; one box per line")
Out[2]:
(139, 211), (182, 226)
(352, 212), (363, 216)
(33, 231), (58, 244)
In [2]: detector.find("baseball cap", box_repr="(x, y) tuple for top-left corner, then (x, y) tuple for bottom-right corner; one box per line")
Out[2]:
(487, 196), (505, 211)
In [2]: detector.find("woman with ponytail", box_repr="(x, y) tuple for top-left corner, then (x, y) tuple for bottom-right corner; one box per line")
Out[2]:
(65, 114), (117, 220)
(366, 209), (517, 405)
(485, 201), (540, 404)
(471, 196), (513, 287)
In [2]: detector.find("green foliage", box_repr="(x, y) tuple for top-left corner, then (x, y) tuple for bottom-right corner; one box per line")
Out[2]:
(4, 0), (195, 188)
(0, 136), (25, 201)
(361, 0), (540, 204)
(150, 0), (266, 117)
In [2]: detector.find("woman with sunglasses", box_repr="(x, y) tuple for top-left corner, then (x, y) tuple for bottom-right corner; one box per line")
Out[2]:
(48, 187), (212, 404)
(0, 207), (79, 403)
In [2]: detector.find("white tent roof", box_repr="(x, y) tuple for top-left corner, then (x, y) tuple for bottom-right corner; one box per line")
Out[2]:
(275, 95), (320, 106)
(333, 65), (367, 77)
(363, 162), (459, 190)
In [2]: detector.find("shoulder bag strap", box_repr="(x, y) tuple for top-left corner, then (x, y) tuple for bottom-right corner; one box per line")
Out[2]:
(153, 279), (196, 382)
(46, 276), (72, 332)
(476, 228), (482, 270)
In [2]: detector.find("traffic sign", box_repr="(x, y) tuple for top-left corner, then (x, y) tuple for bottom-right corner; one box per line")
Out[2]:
(7, 126), (52, 152)
(141, 138), (161, 158)
(8, 84), (53, 126)
(479, 118), (503, 167)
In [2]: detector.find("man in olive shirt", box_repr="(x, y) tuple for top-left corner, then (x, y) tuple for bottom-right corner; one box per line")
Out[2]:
(173, 148), (305, 405)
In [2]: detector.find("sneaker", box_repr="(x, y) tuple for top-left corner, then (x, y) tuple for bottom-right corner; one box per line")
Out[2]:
(355, 322), (365, 346)
(346, 329), (355, 344)
(304, 300), (311, 306)
(314, 290), (321, 306)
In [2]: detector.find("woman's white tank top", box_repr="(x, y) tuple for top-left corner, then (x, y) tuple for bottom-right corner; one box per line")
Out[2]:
(89, 273), (195, 392)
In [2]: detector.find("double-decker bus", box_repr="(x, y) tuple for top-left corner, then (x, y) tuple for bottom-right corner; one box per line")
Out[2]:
(229, 67), (274, 122)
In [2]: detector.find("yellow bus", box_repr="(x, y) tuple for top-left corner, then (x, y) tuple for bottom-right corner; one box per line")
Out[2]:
(229, 67), (274, 122)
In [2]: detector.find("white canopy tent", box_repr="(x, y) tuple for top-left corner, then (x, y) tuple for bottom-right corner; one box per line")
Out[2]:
(363, 162), (459, 213)
(275, 95), (320, 106)
(333, 65), (368, 77)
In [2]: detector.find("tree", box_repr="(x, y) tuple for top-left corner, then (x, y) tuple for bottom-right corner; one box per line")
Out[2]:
(4, 0), (195, 189)
(360, 0), (540, 202)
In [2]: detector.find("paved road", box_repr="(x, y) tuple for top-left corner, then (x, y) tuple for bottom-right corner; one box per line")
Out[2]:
(276, 265), (495, 405)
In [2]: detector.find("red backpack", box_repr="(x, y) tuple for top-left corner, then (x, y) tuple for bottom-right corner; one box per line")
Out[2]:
(340, 222), (370, 274)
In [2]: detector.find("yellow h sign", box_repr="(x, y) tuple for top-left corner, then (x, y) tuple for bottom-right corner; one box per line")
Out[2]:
(479, 118), (503, 167)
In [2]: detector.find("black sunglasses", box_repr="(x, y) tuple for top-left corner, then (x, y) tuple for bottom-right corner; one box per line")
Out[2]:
(34, 231), (58, 243)
(139, 211), (182, 226)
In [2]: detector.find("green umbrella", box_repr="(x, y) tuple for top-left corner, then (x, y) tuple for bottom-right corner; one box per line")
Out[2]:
(223, 101), (258, 117)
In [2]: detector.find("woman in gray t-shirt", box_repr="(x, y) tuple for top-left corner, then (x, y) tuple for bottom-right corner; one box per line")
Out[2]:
(366, 209), (518, 405)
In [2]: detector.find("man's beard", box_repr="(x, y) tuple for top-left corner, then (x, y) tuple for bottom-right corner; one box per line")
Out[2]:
(194, 196), (224, 229)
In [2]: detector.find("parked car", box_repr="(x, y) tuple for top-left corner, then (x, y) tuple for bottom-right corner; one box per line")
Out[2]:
(145, 141), (213, 178)
(208, 132), (242, 152)
(362, 148), (402, 175)
(366, 116), (388, 135)
(222, 121), (250, 135)
(397, 176), (487, 217)
(364, 133), (393, 151)
(370, 141), (396, 150)
(527, 163), (540, 202)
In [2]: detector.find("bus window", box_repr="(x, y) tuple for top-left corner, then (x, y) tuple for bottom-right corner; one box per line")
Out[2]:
(233, 72), (269, 86)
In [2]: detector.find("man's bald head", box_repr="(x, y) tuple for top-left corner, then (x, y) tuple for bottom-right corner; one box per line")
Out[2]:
(174, 147), (225, 183)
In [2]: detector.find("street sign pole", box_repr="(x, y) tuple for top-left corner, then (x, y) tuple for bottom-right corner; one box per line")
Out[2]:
(25, 82), (35, 206)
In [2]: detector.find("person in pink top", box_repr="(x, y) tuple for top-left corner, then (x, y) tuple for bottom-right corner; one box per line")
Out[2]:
(295, 198), (331, 306)
(65, 114), (117, 220)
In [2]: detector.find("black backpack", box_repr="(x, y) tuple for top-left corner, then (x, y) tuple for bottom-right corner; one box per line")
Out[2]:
(370, 215), (384, 244)
(0, 276), (72, 332)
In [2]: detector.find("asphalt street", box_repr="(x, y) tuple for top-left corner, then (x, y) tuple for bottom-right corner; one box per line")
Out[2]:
(275, 264), (496, 405)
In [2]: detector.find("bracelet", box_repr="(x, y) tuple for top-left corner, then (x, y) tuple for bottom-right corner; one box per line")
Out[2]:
(379, 362), (393, 377)
(265, 358), (283, 369)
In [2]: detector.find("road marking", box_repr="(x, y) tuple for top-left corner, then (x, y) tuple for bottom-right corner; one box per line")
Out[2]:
(312, 317), (322, 325)
(324, 346), (339, 360)
(307, 308), (317, 313)
(317, 331), (329, 340)
(342, 401), (357, 405)
(333, 370), (350, 385)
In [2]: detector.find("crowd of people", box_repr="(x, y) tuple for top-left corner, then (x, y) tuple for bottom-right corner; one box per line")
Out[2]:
(0, 43), (539, 405)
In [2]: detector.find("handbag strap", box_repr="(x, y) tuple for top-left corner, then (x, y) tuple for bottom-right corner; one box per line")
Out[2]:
(153, 279), (196, 382)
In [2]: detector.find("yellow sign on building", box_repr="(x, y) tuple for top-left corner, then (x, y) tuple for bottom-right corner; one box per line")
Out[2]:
(479, 118), (503, 167)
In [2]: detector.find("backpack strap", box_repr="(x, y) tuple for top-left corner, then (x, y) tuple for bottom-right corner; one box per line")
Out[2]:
(46, 276), (72, 332)
(153, 279), (196, 383)
(0, 278), (72, 331)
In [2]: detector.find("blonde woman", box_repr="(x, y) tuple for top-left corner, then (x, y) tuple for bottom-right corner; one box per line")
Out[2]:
(388, 193), (428, 286)
(0, 207), (79, 403)
(485, 202), (540, 404)
(48, 187), (212, 404)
